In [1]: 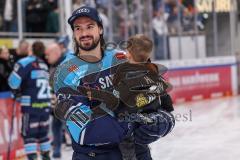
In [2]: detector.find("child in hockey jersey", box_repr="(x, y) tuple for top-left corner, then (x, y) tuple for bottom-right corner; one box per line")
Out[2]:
(117, 34), (154, 160)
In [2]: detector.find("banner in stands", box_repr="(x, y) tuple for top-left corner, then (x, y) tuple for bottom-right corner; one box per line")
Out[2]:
(0, 92), (25, 160)
(156, 56), (238, 103)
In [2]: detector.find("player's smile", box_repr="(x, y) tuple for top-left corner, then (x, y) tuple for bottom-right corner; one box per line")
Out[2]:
(80, 36), (93, 45)
(73, 17), (102, 51)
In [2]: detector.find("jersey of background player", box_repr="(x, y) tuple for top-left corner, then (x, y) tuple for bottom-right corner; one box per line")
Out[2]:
(8, 55), (51, 114)
(53, 50), (130, 152)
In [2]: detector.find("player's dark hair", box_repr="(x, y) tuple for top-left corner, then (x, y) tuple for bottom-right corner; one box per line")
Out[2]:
(32, 41), (45, 58)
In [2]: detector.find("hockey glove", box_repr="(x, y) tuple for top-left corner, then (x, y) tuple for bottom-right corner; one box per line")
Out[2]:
(160, 93), (174, 112)
(112, 62), (171, 112)
(134, 110), (175, 145)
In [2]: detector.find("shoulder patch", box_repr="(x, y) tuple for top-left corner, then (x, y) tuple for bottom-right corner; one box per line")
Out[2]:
(61, 54), (76, 65)
(68, 65), (79, 72)
(18, 56), (36, 67)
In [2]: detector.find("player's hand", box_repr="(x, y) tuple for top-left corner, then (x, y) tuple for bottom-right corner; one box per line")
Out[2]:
(134, 111), (175, 145)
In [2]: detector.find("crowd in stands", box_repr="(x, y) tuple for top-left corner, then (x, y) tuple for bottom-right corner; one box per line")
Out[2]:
(0, 0), (59, 33)
(0, 0), (206, 60)
(0, 0), (204, 34)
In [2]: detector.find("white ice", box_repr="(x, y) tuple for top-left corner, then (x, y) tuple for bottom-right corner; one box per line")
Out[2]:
(151, 96), (240, 160)
(61, 96), (240, 160)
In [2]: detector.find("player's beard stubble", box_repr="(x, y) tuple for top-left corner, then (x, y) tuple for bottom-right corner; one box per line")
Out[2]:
(75, 35), (101, 51)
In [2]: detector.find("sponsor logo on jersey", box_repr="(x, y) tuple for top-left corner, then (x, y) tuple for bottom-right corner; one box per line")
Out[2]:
(68, 65), (79, 72)
(136, 93), (148, 108)
(76, 8), (90, 14)
(115, 52), (126, 60)
(98, 75), (114, 89)
(32, 102), (50, 108)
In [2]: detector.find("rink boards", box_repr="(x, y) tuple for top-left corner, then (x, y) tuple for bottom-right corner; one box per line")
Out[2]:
(155, 56), (239, 103)
(0, 92), (25, 160)
(0, 56), (239, 159)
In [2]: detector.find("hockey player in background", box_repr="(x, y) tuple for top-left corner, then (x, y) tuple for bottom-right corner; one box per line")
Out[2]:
(8, 41), (51, 160)
(53, 6), (175, 160)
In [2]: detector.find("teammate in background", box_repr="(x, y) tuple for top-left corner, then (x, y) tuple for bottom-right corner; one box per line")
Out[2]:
(56, 35), (73, 56)
(53, 6), (175, 160)
(8, 41), (51, 160)
(45, 41), (73, 159)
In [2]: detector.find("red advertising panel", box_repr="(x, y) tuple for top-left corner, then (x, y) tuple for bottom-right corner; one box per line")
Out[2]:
(0, 93), (25, 160)
(165, 65), (234, 103)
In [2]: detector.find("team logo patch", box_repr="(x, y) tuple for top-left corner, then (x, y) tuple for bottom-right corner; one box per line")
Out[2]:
(115, 52), (126, 60)
(76, 8), (90, 14)
(135, 93), (148, 108)
(68, 65), (78, 72)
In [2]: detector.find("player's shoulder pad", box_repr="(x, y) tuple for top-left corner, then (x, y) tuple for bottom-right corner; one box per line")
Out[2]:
(103, 49), (127, 66)
(53, 56), (79, 93)
(65, 49), (74, 55)
(17, 56), (36, 67)
(61, 53), (76, 65)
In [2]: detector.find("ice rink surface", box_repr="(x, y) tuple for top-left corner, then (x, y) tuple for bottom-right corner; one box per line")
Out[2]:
(61, 96), (240, 160)
(151, 96), (240, 160)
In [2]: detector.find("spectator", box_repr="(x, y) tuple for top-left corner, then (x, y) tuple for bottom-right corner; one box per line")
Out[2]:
(0, 1), (4, 30)
(26, 0), (50, 32)
(3, 0), (17, 32)
(152, 8), (169, 59)
(73, 0), (85, 11)
(95, 0), (109, 9)
(9, 39), (30, 67)
(46, 2), (59, 33)
(0, 46), (11, 91)
(72, 0), (96, 10)
(98, 8), (109, 40)
(164, 0), (178, 34)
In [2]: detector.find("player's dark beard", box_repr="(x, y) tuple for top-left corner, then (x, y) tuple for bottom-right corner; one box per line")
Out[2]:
(78, 35), (100, 51)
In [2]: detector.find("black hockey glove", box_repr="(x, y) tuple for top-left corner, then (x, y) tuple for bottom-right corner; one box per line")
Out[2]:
(159, 93), (174, 112)
(134, 109), (175, 145)
(112, 62), (171, 112)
